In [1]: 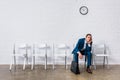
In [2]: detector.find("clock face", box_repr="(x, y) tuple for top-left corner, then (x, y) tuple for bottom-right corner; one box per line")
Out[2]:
(79, 6), (88, 15)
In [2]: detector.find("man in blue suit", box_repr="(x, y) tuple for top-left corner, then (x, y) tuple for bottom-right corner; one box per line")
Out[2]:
(72, 34), (93, 74)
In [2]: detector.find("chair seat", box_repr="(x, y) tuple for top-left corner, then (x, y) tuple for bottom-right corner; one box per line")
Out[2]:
(33, 54), (46, 56)
(11, 53), (26, 57)
(95, 54), (109, 57)
(19, 45), (31, 49)
(57, 44), (69, 49)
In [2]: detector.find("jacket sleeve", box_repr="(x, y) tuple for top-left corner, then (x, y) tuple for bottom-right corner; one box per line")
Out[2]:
(72, 39), (82, 54)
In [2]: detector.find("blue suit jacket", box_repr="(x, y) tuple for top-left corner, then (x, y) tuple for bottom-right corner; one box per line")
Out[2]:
(72, 38), (92, 54)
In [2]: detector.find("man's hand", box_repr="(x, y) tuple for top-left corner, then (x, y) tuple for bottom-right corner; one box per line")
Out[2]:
(78, 53), (83, 59)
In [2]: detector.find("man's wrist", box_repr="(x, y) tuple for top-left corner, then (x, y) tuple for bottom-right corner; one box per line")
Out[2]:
(77, 51), (82, 55)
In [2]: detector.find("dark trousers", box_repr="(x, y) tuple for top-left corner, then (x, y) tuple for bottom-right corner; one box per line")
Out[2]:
(73, 51), (92, 67)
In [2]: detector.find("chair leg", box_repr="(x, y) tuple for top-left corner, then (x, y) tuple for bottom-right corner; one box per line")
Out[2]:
(14, 56), (16, 70)
(53, 57), (55, 70)
(103, 56), (105, 68)
(93, 55), (96, 69)
(91, 54), (94, 70)
(9, 55), (14, 71)
(27, 56), (28, 65)
(45, 55), (47, 70)
(23, 58), (26, 70)
(106, 56), (109, 69)
(65, 56), (67, 69)
(52, 52), (55, 70)
(31, 56), (34, 70)
(9, 63), (12, 71)
(92, 55), (96, 70)
(9, 57), (13, 71)
(52, 44), (55, 70)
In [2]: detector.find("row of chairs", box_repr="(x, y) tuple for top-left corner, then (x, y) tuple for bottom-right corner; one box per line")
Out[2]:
(9, 43), (109, 71)
(9, 43), (71, 70)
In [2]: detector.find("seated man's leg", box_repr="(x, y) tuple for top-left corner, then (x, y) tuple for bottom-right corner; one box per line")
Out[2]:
(85, 52), (92, 73)
(73, 53), (78, 63)
(86, 52), (92, 68)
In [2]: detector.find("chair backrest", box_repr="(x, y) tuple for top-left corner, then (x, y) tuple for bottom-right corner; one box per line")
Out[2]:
(14, 43), (26, 54)
(92, 44), (106, 54)
(53, 43), (70, 56)
(38, 43), (47, 49)
(57, 43), (69, 49)
(33, 43), (49, 56)
(14, 43), (32, 56)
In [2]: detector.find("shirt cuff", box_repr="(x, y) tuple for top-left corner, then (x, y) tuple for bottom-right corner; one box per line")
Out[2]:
(77, 51), (80, 54)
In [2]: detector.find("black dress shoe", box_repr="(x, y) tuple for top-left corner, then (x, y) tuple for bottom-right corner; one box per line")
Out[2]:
(86, 68), (92, 74)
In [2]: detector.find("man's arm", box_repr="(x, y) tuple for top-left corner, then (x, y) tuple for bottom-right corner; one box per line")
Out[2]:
(75, 39), (84, 59)
(73, 39), (81, 53)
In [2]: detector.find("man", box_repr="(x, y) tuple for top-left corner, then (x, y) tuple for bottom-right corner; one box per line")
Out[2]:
(72, 34), (93, 74)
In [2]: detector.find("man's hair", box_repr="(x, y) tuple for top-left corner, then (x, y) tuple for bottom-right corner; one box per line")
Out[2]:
(86, 33), (92, 37)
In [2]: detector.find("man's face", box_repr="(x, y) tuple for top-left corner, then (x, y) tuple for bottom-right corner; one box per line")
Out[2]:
(86, 35), (92, 42)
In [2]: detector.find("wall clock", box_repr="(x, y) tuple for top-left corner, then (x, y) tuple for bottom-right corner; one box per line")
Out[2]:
(79, 6), (88, 15)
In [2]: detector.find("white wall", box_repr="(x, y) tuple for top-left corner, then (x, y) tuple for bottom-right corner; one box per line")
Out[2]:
(0, 0), (120, 64)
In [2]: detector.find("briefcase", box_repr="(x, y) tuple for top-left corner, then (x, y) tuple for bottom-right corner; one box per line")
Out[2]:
(70, 61), (80, 74)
